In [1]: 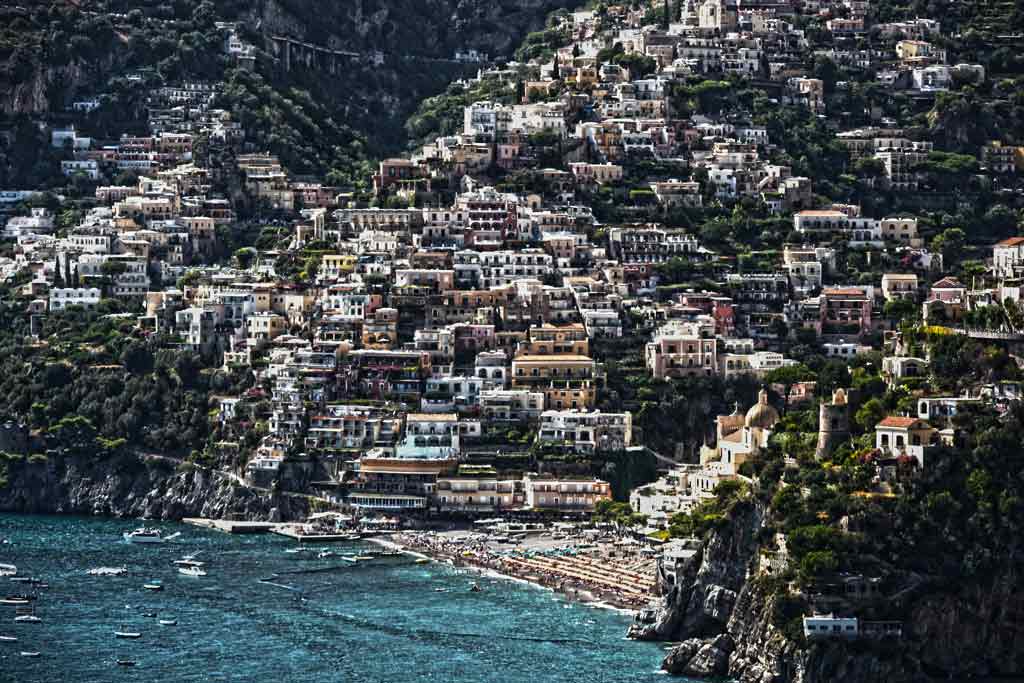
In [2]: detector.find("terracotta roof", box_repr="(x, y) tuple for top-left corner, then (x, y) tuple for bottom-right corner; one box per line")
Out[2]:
(823, 288), (867, 297)
(876, 416), (919, 429)
(931, 277), (964, 289)
(996, 237), (1024, 247)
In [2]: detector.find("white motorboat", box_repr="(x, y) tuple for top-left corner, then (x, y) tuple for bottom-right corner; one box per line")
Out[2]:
(317, 551), (334, 559)
(158, 619), (177, 626)
(172, 559), (205, 568)
(14, 615), (41, 623)
(114, 630), (141, 639)
(123, 528), (164, 544)
(20, 651), (40, 657)
(177, 566), (206, 577)
(0, 564), (16, 577)
(143, 583), (163, 591)
(0, 635), (17, 642)
(0, 597), (30, 606)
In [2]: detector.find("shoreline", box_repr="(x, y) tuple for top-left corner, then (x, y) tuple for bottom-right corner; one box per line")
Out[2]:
(366, 532), (648, 615)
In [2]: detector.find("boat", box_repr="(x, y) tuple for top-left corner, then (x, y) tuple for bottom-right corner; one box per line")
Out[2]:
(116, 660), (136, 667)
(0, 635), (17, 642)
(340, 556), (359, 563)
(0, 597), (30, 605)
(353, 555), (373, 561)
(20, 651), (40, 657)
(284, 548), (305, 554)
(317, 551), (334, 559)
(414, 558), (429, 564)
(177, 566), (206, 577)
(140, 611), (157, 618)
(14, 615), (41, 623)
(88, 566), (128, 576)
(143, 583), (163, 591)
(172, 559), (205, 568)
(114, 627), (142, 639)
(158, 619), (177, 626)
(469, 582), (482, 593)
(123, 528), (165, 544)
(0, 564), (16, 577)
(9, 577), (32, 583)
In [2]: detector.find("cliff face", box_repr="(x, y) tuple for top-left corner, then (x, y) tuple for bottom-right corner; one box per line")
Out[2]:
(631, 499), (1024, 682)
(0, 453), (309, 522)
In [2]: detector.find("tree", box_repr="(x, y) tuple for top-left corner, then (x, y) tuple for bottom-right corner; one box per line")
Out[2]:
(234, 247), (257, 270)
(931, 227), (967, 265)
(883, 297), (918, 322)
(854, 398), (886, 433)
(765, 364), (816, 415)
(120, 342), (154, 375)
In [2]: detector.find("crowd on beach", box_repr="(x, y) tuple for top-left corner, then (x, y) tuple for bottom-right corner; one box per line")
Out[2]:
(388, 529), (658, 611)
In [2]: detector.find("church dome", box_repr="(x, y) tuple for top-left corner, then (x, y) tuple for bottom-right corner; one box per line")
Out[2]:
(745, 389), (780, 429)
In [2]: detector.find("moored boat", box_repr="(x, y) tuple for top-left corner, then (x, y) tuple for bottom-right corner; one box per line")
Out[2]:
(14, 614), (41, 623)
(0, 564), (16, 577)
(177, 566), (206, 577)
(0, 597), (30, 605)
(0, 635), (17, 642)
(114, 629), (141, 639)
(158, 619), (177, 626)
(123, 528), (164, 544)
(143, 582), (163, 591)
(20, 650), (40, 657)
(116, 659), (136, 667)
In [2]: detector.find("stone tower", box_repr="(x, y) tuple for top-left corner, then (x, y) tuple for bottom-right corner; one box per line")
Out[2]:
(816, 388), (849, 458)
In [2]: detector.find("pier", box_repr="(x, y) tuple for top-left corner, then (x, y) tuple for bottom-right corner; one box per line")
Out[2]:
(182, 518), (282, 534)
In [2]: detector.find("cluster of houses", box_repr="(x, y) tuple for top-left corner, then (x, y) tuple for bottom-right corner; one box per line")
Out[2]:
(1, 0), (1023, 527)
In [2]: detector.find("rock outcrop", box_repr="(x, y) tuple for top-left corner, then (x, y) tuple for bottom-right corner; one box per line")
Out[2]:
(0, 452), (310, 521)
(631, 498), (1024, 682)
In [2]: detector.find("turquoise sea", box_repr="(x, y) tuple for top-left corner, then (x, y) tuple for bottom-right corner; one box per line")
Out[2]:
(0, 514), (674, 682)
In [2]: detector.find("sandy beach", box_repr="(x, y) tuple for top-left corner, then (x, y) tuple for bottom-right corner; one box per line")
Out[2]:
(367, 528), (658, 612)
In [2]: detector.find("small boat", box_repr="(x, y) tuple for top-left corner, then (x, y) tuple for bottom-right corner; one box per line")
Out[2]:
(415, 558), (429, 564)
(172, 559), (205, 568)
(114, 629), (141, 639)
(177, 566), (206, 577)
(317, 551), (334, 559)
(0, 635), (17, 642)
(123, 528), (165, 544)
(0, 564), (16, 577)
(87, 566), (127, 576)
(0, 597), (30, 605)
(158, 619), (177, 626)
(284, 548), (305, 554)
(143, 583), (163, 591)
(469, 582), (482, 593)
(353, 556), (373, 561)
(434, 588), (446, 593)
(140, 611), (157, 618)
(20, 651), (40, 657)
(9, 577), (32, 583)
(340, 556), (359, 563)
(117, 660), (136, 667)
(14, 615), (41, 623)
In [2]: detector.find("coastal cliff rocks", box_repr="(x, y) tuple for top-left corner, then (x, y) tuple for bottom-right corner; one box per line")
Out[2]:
(635, 494), (1024, 683)
(0, 452), (309, 522)
(663, 634), (735, 677)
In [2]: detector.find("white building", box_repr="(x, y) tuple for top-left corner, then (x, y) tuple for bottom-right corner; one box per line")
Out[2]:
(49, 287), (101, 311)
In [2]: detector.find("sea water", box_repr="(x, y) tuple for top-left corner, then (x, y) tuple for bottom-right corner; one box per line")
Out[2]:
(0, 514), (679, 682)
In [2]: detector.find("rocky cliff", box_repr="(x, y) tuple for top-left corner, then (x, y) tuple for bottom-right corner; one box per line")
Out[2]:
(0, 452), (310, 522)
(630, 499), (1024, 682)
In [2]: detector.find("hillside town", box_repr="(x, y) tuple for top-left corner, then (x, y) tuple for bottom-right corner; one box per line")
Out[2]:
(2, 0), (1024, 660)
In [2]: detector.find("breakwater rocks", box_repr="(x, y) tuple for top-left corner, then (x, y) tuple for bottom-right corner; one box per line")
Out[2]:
(0, 451), (309, 522)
